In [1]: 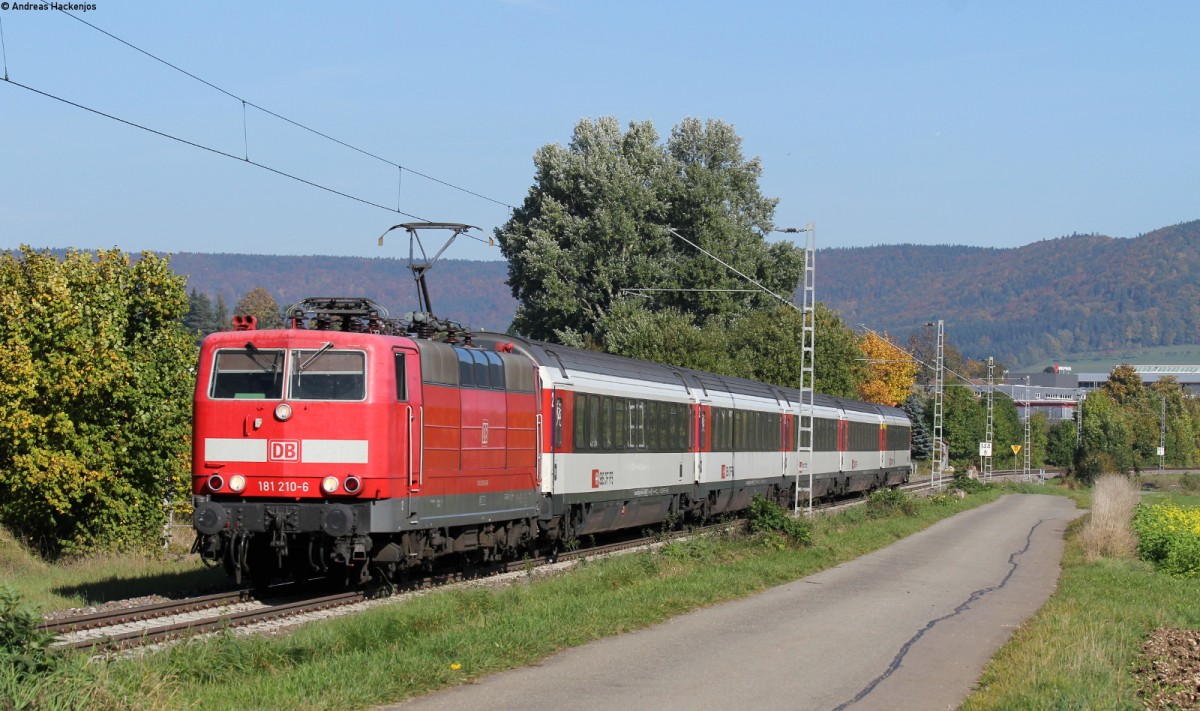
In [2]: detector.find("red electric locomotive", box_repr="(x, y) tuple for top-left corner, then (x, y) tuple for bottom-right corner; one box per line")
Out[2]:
(192, 297), (544, 587)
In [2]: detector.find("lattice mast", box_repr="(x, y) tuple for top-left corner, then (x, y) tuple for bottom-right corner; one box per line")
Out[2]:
(930, 320), (945, 488)
(796, 223), (816, 514)
(984, 357), (994, 481)
(1023, 378), (1032, 480)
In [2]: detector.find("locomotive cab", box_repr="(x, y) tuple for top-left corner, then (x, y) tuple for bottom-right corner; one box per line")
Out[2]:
(191, 324), (420, 587)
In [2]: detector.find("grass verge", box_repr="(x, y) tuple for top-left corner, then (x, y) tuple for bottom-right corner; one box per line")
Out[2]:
(961, 488), (1200, 710)
(0, 527), (226, 613)
(25, 484), (1056, 710)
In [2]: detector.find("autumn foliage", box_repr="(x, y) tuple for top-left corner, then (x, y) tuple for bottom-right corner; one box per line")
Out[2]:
(0, 247), (195, 556)
(857, 331), (917, 406)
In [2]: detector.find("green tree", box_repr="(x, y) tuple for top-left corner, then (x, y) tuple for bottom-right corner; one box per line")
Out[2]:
(992, 392), (1023, 464)
(1147, 378), (1197, 467)
(941, 386), (985, 468)
(0, 247), (195, 556)
(496, 116), (801, 345)
(1102, 363), (1145, 406)
(1045, 419), (1076, 467)
(725, 303), (864, 398)
(599, 301), (741, 377)
(235, 287), (284, 330)
(808, 304), (866, 399)
(212, 293), (229, 332)
(601, 300), (865, 398)
(903, 395), (932, 460)
(1076, 390), (1134, 483)
(184, 288), (224, 342)
(1028, 412), (1049, 468)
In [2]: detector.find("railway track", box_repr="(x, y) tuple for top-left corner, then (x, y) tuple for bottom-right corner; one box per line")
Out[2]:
(41, 522), (730, 654)
(42, 474), (1066, 654)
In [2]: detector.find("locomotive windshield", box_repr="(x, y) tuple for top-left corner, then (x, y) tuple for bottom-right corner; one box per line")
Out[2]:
(289, 349), (365, 401)
(210, 347), (284, 399)
(208, 347), (365, 401)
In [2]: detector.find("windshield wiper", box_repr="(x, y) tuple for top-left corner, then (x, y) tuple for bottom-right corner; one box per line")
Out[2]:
(244, 342), (280, 373)
(298, 342), (334, 373)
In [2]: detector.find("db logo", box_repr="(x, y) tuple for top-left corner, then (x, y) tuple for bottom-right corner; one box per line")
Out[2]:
(269, 440), (300, 462)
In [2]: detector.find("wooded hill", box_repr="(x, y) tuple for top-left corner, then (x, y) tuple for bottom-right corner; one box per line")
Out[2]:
(167, 219), (1199, 368)
(818, 219), (1200, 367)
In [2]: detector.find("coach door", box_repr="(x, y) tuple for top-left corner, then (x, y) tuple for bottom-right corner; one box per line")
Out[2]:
(879, 417), (888, 470)
(393, 346), (423, 509)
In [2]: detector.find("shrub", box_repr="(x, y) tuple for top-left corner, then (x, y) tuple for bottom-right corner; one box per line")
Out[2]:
(1074, 451), (1119, 486)
(1132, 501), (1200, 577)
(747, 496), (811, 547)
(0, 585), (55, 678)
(1179, 472), (1200, 494)
(865, 489), (917, 519)
(949, 474), (995, 495)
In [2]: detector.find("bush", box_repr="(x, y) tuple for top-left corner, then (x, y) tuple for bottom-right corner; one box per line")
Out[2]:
(1132, 501), (1200, 577)
(865, 489), (918, 519)
(864, 492), (916, 518)
(1179, 472), (1200, 494)
(747, 496), (811, 547)
(0, 585), (55, 678)
(949, 474), (995, 495)
(1074, 451), (1119, 486)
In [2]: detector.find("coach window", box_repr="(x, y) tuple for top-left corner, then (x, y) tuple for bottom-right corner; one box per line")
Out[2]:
(588, 395), (600, 450)
(648, 401), (660, 452)
(601, 396), (613, 450)
(553, 398), (563, 449)
(629, 400), (643, 449)
(614, 398), (626, 450)
(574, 394), (587, 451)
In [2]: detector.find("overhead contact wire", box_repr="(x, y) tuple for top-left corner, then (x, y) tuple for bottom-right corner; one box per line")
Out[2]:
(0, 14), (9, 81)
(56, 9), (518, 212)
(3, 78), (428, 221)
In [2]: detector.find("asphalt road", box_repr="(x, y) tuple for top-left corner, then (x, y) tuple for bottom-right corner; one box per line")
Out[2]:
(390, 494), (1082, 711)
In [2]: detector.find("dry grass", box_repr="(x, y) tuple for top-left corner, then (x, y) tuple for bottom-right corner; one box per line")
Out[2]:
(1079, 474), (1140, 562)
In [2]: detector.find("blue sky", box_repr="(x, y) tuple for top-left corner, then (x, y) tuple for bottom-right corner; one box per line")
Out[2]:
(1, 1), (1197, 261)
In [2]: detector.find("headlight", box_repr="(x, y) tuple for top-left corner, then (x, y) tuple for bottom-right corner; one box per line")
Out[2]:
(207, 474), (225, 492)
(228, 475), (246, 493)
(275, 403), (293, 421)
(343, 476), (362, 495)
(321, 476), (340, 494)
